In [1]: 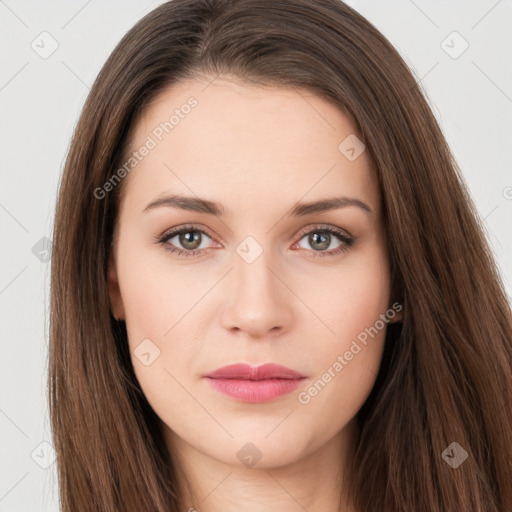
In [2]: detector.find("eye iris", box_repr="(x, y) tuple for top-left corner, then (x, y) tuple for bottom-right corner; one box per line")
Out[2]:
(309, 232), (330, 251)
(179, 230), (201, 250)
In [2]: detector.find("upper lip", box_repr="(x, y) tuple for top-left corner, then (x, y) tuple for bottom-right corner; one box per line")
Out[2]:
(205, 363), (306, 380)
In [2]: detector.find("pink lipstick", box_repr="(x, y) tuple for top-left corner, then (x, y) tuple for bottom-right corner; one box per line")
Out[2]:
(204, 363), (306, 403)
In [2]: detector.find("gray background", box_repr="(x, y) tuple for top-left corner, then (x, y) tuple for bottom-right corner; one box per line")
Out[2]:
(0, 0), (511, 510)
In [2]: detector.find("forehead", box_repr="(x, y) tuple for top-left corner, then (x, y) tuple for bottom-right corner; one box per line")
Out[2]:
(119, 76), (379, 217)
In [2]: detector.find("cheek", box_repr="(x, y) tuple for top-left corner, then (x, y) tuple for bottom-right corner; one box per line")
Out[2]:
(294, 246), (391, 425)
(116, 239), (225, 409)
(117, 243), (199, 343)
(299, 244), (391, 345)
(295, 313), (388, 450)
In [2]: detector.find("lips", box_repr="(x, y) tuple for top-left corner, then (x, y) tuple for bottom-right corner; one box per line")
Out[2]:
(205, 363), (306, 380)
(204, 363), (307, 403)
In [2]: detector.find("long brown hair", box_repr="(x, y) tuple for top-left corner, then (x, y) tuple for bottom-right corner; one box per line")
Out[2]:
(49, 0), (512, 510)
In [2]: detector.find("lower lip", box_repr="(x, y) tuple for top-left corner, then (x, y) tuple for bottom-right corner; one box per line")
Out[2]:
(205, 377), (304, 403)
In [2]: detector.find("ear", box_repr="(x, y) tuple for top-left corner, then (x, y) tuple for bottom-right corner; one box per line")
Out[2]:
(388, 309), (403, 323)
(107, 251), (125, 321)
(388, 302), (404, 324)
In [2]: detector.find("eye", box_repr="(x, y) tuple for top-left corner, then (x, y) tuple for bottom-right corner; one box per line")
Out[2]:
(157, 225), (218, 257)
(292, 224), (354, 258)
(156, 223), (355, 258)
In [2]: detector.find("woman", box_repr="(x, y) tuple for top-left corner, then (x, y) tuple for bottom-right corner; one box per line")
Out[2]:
(48, 0), (512, 511)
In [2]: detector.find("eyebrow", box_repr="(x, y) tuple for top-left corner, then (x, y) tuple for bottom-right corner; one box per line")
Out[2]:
(142, 194), (373, 217)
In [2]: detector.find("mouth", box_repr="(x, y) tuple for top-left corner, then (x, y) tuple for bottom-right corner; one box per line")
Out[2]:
(204, 363), (307, 403)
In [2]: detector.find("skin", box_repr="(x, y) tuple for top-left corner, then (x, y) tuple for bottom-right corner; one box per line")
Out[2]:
(108, 75), (403, 512)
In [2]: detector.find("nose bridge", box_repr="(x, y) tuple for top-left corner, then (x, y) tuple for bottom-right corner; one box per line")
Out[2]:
(234, 242), (275, 295)
(220, 236), (293, 336)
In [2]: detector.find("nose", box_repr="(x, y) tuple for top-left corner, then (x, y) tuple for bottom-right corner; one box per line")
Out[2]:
(219, 248), (295, 339)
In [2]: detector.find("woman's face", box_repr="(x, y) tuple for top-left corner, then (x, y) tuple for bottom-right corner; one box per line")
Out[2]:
(108, 75), (400, 469)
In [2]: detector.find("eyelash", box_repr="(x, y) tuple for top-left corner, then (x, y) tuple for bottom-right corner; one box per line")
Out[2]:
(156, 223), (355, 259)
